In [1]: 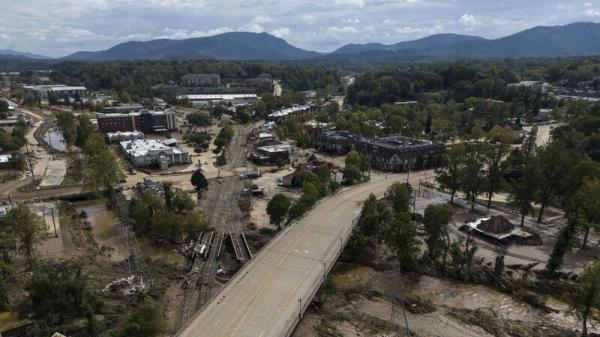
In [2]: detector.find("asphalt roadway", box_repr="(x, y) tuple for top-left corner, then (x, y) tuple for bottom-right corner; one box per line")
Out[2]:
(175, 173), (407, 337)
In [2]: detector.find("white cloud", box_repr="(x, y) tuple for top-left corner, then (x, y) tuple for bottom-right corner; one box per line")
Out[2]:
(459, 14), (480, 27)
(332, 0), (365, 7)
(272, 27), (291, 38)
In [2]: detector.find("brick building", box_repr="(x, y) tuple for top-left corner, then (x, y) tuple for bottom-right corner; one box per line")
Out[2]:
(96, 109), (177, 134)
(313, 130), (445, 172)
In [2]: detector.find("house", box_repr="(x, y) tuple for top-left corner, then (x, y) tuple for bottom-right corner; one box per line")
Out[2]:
(120, 139), (190, 170)
(465, 215), (533, 243)
(477, 215), (514, 234)
(0, 154), (14, 169)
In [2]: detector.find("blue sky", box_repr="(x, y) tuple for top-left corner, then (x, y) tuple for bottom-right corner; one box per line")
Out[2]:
(1, 0), (599, 57)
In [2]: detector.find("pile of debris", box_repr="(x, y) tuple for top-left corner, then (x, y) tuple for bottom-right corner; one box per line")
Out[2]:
(102, 275), (147, 296)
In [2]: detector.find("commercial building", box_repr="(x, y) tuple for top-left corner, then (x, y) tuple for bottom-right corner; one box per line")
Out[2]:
(250, 144), (293, 165)
(120, 139), (190, 170)
(177, 94), (258, 106)
(96, 109), (177, 134)
(22, 84), (87, 99)
(107, 131), (144, 142)
(181, 74), (221, 87)
(313, 131), (445, 172)
(103, 103), (144, 113)
(267, 105), (316, 123)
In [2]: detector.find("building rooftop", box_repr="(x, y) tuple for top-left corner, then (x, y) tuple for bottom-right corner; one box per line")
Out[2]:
(0, 154), (12, 163)
(178, 94), (258, 100)
(121, 139), (184, 157)
(268, 105), (313, 118)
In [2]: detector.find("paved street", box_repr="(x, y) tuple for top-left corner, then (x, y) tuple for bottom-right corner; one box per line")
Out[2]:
(176, 173), (408, 337)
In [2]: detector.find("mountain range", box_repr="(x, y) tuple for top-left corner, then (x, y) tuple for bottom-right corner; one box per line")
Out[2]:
(0, 49), (49, 59)
(6, 22), (600, 62)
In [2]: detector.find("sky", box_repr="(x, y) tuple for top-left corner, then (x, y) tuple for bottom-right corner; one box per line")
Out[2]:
(1, 0), (600, 57)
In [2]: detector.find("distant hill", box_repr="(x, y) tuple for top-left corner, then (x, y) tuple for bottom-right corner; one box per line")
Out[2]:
(63, 32), (321, 61)
(52, 22), (600, 62)
(333, 34), (486, 55)
(328, 22), (600, 60)
(0, 49), (50, 59)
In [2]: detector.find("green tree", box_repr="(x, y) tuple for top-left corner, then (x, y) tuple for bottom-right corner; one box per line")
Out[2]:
(459, 145), (485, 211)
(83, 132), (107, 156)
(76, 115), (96, 148)
(121, 301), (167, 337)
(387, 182), (412, 214)
(343, 164), (361, 184)
(345, 149), (361, 166)
(56, 111), (77, 144)
(568, 261), (600, 336)
(2, 205), (46, 261)
(191, 170), (208, 191)
(436, 143), (465, 204)
(533, 142), (580, 223)
(186, 111), (212, 127)
(482, 143), (510, 207)
(267, 193), (291, 229)
(387, 212), (418, 270)
(487, 125), (516, 144)
(84, 151), (123, 204)
(423, 203), (454, 260)
(579, 179), (600, 249)
(26, 261), (98, 325)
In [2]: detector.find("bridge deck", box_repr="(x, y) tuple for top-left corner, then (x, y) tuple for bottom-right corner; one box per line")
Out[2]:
(176, 175), (404, 337)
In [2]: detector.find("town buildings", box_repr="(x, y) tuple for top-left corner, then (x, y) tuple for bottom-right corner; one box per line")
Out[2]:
(22, 84), (87, 99)
(180, 74), (221, 87)
(250, 144), (293, 165)
(177, 94), (258, 106)
(313, 130), (445, 172)
(120, 139), (190, 170)
(267, 105), (316, 123)
(96, 109), (177, 133)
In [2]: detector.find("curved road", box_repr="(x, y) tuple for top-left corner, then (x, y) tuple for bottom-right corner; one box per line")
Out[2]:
(176, 173), (406, 337)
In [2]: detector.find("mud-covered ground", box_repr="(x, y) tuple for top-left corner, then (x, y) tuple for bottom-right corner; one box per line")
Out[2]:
(293, 262), (590, 337)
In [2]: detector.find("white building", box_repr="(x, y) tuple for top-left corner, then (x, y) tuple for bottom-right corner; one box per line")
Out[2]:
(177, 94), (258, 106)
(267, 105), (315, 123)
(22, 84), (87, 99)
(120, 139), (190, 170)
(107, 131), (144, 142)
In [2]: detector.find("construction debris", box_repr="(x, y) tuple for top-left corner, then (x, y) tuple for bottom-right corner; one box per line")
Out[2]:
(102, 275), (147, 296)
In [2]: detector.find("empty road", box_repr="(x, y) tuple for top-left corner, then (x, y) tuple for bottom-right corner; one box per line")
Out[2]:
(176, 173), (407, 337)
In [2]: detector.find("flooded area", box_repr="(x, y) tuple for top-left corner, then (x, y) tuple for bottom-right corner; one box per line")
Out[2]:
(72, 199), (184, 267)
(43, 127), (66, 152)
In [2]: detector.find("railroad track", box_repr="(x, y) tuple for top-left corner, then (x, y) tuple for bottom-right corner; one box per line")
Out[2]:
(177, 122), (256, 329)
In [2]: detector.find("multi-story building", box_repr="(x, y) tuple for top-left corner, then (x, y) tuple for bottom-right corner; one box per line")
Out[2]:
(313, 130), (445, 172)
(177, 94), (258, 106)
(180, 74), (221, 87)
(96, 109), (177, 133)
(120, 139), (190, 170)
(22, 84), (87, 99)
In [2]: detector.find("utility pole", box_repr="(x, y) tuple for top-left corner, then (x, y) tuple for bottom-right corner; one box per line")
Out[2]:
(51, 207), (58, 237)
